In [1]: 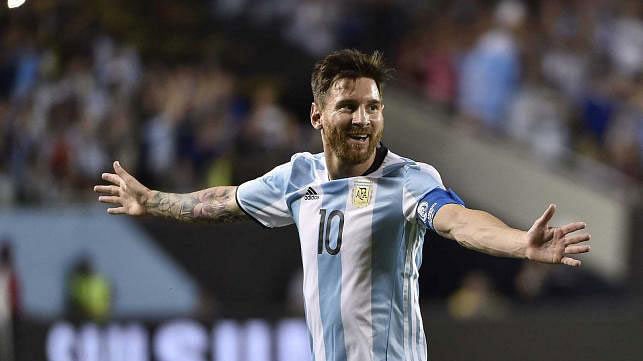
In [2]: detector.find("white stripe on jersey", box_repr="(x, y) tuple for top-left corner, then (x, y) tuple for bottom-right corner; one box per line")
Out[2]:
(413, 235), (427, 361)
(297, 188), (327, 361)
(402, 233), (413, 361)
(411, 227), (423, 361)
(340, 178), (377, 361)
(402, 186), (418, 222)
(411, 235), (418, 361)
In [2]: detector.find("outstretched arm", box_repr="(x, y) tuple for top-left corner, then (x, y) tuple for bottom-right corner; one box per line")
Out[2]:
(433, 204), (591, 267)
(94, 161), (248, 224)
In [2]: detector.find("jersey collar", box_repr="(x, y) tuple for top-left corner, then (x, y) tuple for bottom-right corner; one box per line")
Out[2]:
(361, 143), (389, 176)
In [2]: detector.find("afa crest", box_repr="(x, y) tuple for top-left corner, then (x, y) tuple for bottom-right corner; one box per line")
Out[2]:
(352, 180), (373, 208)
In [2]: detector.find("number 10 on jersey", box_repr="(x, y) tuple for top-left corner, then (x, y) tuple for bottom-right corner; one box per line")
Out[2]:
(317, 209), (344, 255)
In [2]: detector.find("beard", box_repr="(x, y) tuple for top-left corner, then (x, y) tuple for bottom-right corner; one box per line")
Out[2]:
(322, 123), (383, 164)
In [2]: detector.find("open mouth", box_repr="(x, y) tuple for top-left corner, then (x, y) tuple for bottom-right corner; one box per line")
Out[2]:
(347, 134), (369, 142)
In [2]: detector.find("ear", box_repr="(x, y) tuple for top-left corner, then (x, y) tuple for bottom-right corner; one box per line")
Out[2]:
(310, 102), (323, 130)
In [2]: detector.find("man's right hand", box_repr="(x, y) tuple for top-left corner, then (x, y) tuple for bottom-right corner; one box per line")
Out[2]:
(94, 161), (150, 216)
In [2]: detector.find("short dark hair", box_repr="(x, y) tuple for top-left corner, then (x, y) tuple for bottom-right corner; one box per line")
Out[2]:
(311, 49), (393, 107)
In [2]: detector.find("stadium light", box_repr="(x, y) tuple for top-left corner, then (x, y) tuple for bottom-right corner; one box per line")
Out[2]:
(8, 0), (26, 8)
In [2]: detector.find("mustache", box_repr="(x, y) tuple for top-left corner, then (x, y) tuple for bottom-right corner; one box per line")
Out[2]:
(343, 127), (374, 136)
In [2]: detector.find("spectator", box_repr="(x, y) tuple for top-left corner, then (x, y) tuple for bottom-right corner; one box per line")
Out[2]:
(66, 255), (112, 323)
(241, 81), (298, 152)
(604, 1), (643, 77)
(457, 0), (523, 131)
(605, 84), (643, 180)
(0, 240), (20, 361)
(508, 56), (570, 161)
(284, 0), (340, 56)
(539, 1), (593, 102)
(420, 18), (459, 109)
(448, 271), (509, 320)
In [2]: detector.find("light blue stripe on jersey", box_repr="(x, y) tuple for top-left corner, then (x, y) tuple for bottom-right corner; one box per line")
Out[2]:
(318, 180), (349, 361)
(371, 176), (405, 361)
(404, 162), (444, 200)
(384, 216), (413, 361)
(287, 155), (318, 194)
(303, 303), (316, 361)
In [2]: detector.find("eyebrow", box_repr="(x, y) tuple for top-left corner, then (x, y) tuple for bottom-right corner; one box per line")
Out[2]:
(335, 99), (357, 108)
(334, 98), (381, 108)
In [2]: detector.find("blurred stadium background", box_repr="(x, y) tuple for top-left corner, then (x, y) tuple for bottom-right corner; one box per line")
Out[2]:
(0, 0), (642, 360)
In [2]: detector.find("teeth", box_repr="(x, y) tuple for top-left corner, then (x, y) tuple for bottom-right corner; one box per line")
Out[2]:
(347, 134), (369, 142)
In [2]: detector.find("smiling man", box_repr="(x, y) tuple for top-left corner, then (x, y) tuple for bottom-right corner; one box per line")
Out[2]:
(95, 49), (591, 361)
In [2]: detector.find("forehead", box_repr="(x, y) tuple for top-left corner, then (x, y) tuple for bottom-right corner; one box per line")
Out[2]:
(328, 77), (381, 102)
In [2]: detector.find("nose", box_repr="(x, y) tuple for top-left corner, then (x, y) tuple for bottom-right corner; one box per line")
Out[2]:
(352, 105), (369, 126)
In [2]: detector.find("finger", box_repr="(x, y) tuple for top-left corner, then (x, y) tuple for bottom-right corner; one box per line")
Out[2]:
(560, 257), (581, 267)
(113, 161), (134, 182)
(98, 196), (121, 205)
(564, 233), (591, 245)
(94, 185), (120, 195)
(565, 245), (591, 254)
(102, 173), (123, 186)
(107, 207), (126, 214)
(535, 204), (556, 227)
(560, 222), (586, 235)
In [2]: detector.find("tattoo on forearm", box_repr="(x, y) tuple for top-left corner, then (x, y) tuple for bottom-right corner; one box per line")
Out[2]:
(144, 186), (247, 224)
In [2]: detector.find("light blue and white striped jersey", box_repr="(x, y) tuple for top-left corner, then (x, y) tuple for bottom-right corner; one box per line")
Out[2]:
(236, 146), (464, 361)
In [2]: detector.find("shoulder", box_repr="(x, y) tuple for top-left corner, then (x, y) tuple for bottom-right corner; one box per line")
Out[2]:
(375, 150), (443, 183)
(389, 151), (442, 184)
(290, 151), (322, 164)
(263, 152), (319, 174)
(279, 152), (325, 189)
(288, 152), (325, 173)
(398, 156), (445, 198)
(403, 160), (443, 184)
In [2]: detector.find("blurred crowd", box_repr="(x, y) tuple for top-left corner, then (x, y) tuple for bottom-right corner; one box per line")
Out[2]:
(0, 2), (313, 204)
(217, 0), (642, 179)
(396, 0), (642, 179)
(0, 0), (641, 206)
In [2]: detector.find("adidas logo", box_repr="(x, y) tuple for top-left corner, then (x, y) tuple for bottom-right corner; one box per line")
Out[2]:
(303, 187), (319, 200)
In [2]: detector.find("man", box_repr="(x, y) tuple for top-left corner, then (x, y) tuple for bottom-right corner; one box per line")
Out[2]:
(0, 242), (19, 361)
(66, 256), (112, 323)
(95, 49), (591, 361)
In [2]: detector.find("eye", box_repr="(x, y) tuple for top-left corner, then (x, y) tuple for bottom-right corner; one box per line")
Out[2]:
(338, 103), (356, 112)
(368, 103), (381, 112)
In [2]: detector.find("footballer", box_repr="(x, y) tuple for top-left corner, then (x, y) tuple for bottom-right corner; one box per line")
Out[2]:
(95, 49), (591, 361)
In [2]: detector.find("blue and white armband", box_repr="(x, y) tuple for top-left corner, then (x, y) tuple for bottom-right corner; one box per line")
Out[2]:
(416, 188), (465, 231)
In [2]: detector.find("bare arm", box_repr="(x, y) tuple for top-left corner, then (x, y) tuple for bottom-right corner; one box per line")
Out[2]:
(94, 161), (248, 224)
(144, 187), (246, 223)
(433, 204), (591, 267)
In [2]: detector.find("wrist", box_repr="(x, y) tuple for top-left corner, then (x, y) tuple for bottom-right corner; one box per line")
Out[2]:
(141, 189), (156, 211)
(521, 231), (531, 260)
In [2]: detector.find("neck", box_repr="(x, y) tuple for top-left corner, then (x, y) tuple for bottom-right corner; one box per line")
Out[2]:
(323, 146), (377, 180)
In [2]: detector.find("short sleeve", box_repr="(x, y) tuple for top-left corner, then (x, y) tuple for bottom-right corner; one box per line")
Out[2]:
(402, 162), (445, 221)
(236, 162), (294, 228)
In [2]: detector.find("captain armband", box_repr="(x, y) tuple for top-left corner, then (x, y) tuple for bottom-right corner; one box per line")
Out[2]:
(415, 188), (465, 231)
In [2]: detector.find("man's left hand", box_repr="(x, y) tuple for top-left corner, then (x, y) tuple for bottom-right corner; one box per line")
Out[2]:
(525, 204), (592, 267)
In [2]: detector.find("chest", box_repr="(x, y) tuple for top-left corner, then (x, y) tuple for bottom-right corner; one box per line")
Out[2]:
(291, 177), (404, 256)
